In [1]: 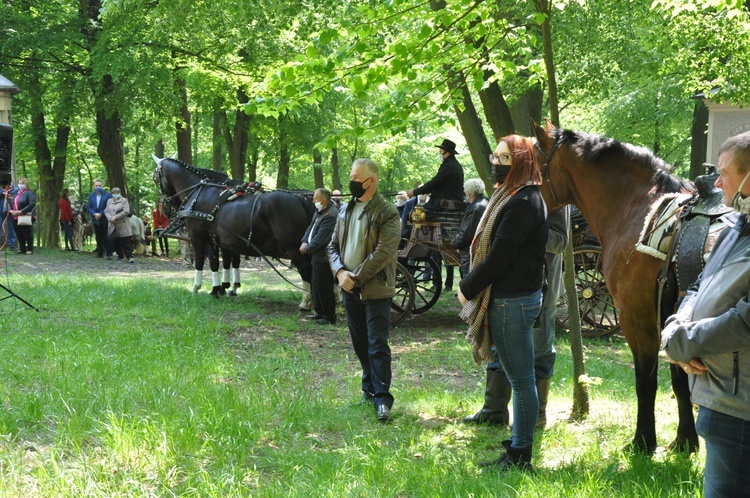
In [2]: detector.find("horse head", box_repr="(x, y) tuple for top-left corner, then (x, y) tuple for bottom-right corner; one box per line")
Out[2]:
(531, 120), (576, 210)
(152, 154), (176, 200)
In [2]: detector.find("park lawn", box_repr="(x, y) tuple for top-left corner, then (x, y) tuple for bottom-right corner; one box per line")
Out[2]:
(0, 248), (703, 497)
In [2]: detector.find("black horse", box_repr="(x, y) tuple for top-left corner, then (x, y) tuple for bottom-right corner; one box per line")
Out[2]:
(153, 155), (314, 296)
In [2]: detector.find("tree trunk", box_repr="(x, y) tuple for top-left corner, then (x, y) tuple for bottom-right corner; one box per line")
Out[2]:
(330, 147), (342, 190)
(509, 84), (544, 136)
(478, 75), (515, 143)
(223, 88), (250, 181)
(313, 151), (324, 188)
(535, 0), (560, 126)
(175, 75), (192, 165)
(564, 222), (589, 420)
(448, 70), (493, 194)
(212, 109), (223, 171)
(277, 114), (290, 189)
(690, 99), (709, 179)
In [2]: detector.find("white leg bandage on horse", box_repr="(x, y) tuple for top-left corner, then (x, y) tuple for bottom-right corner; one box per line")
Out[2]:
(192, 270), (203, 292)
(212, 272), (221, 288)
(299, 280), (312, 309)
(222, 268), (230, 285)
(232, 268), (241, 286)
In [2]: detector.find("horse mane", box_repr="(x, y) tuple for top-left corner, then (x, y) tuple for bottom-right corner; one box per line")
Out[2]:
(552, 128), (693, 194)
(164, 157), (233, 184)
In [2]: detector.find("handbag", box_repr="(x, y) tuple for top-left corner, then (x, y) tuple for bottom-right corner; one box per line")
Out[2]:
(17, 215), (32, 226)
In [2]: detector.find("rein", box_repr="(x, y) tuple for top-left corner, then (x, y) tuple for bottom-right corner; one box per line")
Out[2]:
(534, 135), (567, 209)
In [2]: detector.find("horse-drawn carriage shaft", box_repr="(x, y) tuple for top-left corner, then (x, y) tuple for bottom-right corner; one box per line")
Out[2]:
(533, 122), (700, 454)
(152, 155), (314, 298)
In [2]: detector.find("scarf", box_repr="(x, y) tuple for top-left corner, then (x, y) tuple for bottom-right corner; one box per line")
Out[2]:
(458, 184), (520, 364)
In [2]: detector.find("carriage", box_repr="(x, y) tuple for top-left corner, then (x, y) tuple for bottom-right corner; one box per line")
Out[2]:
(390, 198), (621, 340)
(389, 202), (464, 326)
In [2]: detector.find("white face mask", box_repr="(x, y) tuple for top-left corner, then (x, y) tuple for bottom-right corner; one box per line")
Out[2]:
(18, 184), (27, 190)
(438, 152), (444, 162)
(732, 171), (750, 215)
(314, 201), (324, 211)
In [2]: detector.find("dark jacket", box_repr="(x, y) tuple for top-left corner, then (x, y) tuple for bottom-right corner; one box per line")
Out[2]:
(459, 186), (548, 300)
(328, 191), (401, 300)
(413, 155), (465, 211)
(302, 203), (339, 263)
(87, 190), (113, 224)
(13, 187), (36, 219)
(452, 194), (489, 273)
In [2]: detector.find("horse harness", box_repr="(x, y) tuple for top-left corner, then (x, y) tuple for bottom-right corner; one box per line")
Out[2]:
(653, 172), (733, 332)
(534, 134), (568, 210)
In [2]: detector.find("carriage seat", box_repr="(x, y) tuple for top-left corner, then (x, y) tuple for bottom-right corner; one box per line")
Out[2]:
(423, 198), (466, 223)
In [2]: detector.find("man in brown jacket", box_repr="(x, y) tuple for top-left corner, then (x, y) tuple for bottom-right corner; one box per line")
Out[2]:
(329, 158), (401, 422)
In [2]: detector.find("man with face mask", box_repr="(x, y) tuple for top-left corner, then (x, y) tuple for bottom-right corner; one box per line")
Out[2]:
(407, 139), (465, 216)
(329, 159), (401, 422)
(87, 180), (114, 259)
(661, 131), (750, 497)
(300, 188), (339, 325)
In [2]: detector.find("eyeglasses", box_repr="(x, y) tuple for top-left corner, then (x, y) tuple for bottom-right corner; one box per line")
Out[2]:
(489, 153), (511, 165)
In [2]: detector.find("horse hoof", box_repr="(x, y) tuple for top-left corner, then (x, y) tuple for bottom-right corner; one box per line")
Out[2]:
(192, 286), (201, 294)
(222, 282), (230, 289)
(228, 290), (237, 297)
(667, 437), (699, 455)
(623, 438), (656, 455)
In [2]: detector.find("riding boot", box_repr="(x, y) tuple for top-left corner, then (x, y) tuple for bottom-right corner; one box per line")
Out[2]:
(479, 444), (533, 472)
(536, 377), (551, 429)
(462, 369), (511, 427)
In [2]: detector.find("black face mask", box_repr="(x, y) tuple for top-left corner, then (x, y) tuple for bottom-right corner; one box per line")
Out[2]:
(349, 177), (371, 199)
(491, 164), (511, 185)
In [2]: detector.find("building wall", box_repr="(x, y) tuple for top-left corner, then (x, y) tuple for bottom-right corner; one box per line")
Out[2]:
(706, 101), (750, 165)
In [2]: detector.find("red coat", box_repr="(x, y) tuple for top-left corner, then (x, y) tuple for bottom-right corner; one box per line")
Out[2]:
(152, 209), (169, 229)
(59, 197), (74, 223)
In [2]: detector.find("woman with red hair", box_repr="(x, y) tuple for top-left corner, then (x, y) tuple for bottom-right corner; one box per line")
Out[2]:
(458, 134), (547, 472)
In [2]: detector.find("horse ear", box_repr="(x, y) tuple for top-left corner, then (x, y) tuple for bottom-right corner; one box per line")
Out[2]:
(151, 153), (163, 165)
(171, 151), (178, 159)
(530, 118), (547, 143)
(544, 118), (555, 131)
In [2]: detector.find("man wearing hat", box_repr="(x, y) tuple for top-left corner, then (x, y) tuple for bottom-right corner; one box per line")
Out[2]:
(407, 138), (465, 214)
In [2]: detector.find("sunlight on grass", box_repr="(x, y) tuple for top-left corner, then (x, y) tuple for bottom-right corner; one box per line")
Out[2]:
(0, 257), (706, 496)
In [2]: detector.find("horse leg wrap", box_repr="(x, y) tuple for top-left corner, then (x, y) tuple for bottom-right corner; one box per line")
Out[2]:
(232, 268), (241, 287)
(211, 272), (224, 297)
(299, 280), (312, 310)
(222, 268), (231, 289)
(192, 270), (203, 293)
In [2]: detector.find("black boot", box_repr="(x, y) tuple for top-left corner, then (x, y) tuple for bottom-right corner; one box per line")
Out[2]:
(462, 370), (511, 427)
(536, 377), (551, 429)
(479, 444), (533, 472)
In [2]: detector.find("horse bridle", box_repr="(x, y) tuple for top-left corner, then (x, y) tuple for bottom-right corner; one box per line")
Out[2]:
(534, 134), (567, 209)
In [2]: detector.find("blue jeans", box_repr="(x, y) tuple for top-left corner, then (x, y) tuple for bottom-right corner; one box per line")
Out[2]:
(532, 302), (557, 379)
(488, 291), (542, 448)
(342, 291), (394, 408)
(696, 406), (750, 498)
(60, 220), (77, 250)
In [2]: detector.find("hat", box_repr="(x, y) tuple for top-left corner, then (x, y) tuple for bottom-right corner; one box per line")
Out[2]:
(435, 139), (458, 155)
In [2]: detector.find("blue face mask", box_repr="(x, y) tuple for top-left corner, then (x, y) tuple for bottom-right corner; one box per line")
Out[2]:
(95, 186), (103, 193)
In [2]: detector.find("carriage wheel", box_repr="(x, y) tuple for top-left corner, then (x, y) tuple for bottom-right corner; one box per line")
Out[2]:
(391, 262), (415, 326)
(403, 256), (442, 314)
(556, 245), (620, 339)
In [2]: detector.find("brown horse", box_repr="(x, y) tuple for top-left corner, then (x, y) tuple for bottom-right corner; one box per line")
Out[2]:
(532, 121), (699, 454)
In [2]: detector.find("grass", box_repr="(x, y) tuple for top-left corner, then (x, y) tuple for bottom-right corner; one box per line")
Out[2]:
(0, 247), (704, 497)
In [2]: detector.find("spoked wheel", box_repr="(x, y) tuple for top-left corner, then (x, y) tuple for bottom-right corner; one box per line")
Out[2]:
(391, 261), (415, 326)
(403, 256), (442, 314)
(556, 245), (620, 339)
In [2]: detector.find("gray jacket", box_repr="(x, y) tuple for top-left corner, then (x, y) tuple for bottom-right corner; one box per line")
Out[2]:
(662, 212), (750, 421)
